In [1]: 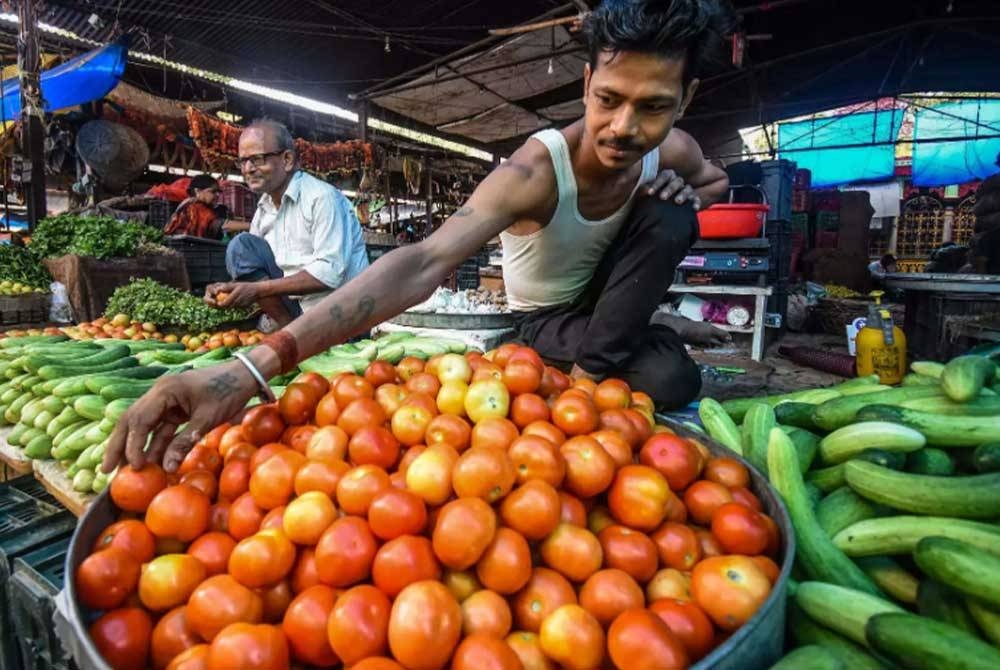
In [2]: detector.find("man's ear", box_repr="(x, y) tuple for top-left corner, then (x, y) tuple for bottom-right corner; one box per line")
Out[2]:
(678, 77), (700, 119)
(582, 63), (592, 102)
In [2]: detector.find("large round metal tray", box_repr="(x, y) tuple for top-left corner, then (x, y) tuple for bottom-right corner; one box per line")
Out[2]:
(388, 310), (515, 330)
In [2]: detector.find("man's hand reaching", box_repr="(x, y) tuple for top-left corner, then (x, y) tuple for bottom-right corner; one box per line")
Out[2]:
(101, 362), (258, 474)
(205, 281), (259, 308)
(645, 169), (702, 211)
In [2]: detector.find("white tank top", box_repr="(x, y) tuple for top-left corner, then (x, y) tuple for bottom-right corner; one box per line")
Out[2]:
(500, 129), (660, 311)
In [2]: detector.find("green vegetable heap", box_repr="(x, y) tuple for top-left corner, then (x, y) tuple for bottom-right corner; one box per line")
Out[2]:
(0, 244), (51, 290)
(30, 214), (163, 260)
(105, 278), (256, 332)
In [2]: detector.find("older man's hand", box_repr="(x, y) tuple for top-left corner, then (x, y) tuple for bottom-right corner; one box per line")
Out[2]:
(205, 281), (259, 308)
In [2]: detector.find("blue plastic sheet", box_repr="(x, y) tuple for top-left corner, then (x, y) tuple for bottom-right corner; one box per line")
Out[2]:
(911, 100), (1000, 186)
(0, 43), (127, 122)
(777, 110), (903, 188)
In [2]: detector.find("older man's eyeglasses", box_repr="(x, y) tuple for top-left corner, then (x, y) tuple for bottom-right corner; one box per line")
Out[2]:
(237, 151), (285, 168)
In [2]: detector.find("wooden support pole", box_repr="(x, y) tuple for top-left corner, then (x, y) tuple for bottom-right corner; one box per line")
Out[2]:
(17, 0), (47, 229)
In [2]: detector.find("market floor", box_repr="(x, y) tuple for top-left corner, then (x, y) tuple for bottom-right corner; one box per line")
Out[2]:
(692, 332), (848, 401)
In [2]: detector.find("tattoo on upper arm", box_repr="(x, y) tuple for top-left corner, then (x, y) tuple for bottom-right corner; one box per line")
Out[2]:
(328, 304), (343, 322)
(328, 296), (376, 335)
(356, 296), (375, 324)
(453, 206), (474, 217)
(499, 161), (534, 178)
(207, 372), (241, 399)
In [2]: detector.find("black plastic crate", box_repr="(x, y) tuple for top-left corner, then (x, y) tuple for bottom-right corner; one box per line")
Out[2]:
(366, 243), (396, 264)
(1, 477), (75, 670)
(164, 235), (231, 288)
(10, 537), (76, 670)
(766, 220), (792, 283)
(760, 159), (795, 223)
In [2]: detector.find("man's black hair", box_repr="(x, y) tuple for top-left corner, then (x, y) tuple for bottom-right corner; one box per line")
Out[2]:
(187, 174), (219, 196)
(583, 0), (736, 89)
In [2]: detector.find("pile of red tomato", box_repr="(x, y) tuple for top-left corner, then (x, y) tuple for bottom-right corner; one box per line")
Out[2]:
(75, 343), (782, 670)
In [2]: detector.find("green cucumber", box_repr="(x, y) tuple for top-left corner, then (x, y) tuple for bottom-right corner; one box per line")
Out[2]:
(23, 432), (53, 459)
(375, 343), (406, 364)
(59, 421), (100, 456)
(833, 516), (1000, 557)
(898, 395), (1000, 416)
(97, 417), (115, 434)
(698, 398), (743, 454)
(788, 610), (888, 669)
(53, 420), (88, 449)
(767, 429), (881, 594)
(854, 448), (907, 470)
(972, 442), (1000, 473)
(741, 402), (775, 473)
(782, 426), (821, 473)
(816, 487), (881, 537)
(31, 409), (55, 431)
(78, 442), (106, 470)
(811, 386), (942, 431)
(911, 361), (945, 378)
(37, 356), (139, 380)
(806, 463), (847, 493)
(795, 581), (903, 645)
(72, 469), (95, 493)
(966, 599), (1000, 646)
(74, 395), (109, 421)
(99, 381), (155, 401)
(721, 387), (845, 423)
(855, 556), (918, 605)
(914, 536), (1000, 608)
(6, 422), (30, 446)
(84, 423), (110, 444)
(0, 334), (67, 348)
(819, 422), (926, 465)
(104, 398), (137, 422)
(0, 387), (19, 404)
(39, 395), (65, 414)
(773, 401), (818, 430)
(901, 372), (941, 387)
(857, 405), (1000, 447)
(92, 470), (111, 493)
(916, 580), (980, 635)
(767, 646), (844, 670)
(941, 355), (997, 402)
(804, 482), (824, 510)
(24, 343), (130, 372)
(53, 405), (80, 426)
(844, 461), (1000, 518)
(865, 612), (1000, 670)
(3, 392), (32, 424)
(906, 448), (955, 476)
(19, 398), (46, 426)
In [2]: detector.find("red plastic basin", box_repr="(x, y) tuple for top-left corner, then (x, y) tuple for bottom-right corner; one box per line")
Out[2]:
(697, 203), (770, 239)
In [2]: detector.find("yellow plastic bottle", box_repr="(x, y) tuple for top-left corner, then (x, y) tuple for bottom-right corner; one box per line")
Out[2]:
(855, 291), (907, 384)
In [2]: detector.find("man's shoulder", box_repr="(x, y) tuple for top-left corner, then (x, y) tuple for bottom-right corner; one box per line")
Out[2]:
(297, 171), (349, 203)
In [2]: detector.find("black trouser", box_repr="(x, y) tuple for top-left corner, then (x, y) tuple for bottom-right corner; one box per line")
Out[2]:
(513, 196), (702, 411)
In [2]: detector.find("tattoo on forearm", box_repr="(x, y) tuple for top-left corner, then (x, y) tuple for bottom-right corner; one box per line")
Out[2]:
(207, 372), (241, 399)
(329, 304), (343, 322)
(327, 295), (376, 336)
(453, 206), (474, 217)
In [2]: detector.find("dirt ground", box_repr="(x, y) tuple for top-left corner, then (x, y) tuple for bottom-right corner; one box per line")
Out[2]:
(692, 331), (849, 402)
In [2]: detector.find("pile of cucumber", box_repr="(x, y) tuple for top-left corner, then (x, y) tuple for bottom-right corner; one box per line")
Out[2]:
(698, 353), (1000, 670)
(297, 331), (471, 376)
(0, 335), (240, 494)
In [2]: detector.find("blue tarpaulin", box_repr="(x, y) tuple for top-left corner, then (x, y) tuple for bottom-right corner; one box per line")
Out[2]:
(777, 110), (904, 188)
(911, 99), (1000, 186)
(0, 42), (127, 122)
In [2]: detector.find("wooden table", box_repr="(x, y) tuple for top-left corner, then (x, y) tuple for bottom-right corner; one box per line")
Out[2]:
(669, 284), (774, 362)
(32, 460), (93, 517)
(0, 426), (33, 479)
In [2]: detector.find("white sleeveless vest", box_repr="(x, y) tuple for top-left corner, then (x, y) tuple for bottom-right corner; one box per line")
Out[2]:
(500, 129), (659, 311)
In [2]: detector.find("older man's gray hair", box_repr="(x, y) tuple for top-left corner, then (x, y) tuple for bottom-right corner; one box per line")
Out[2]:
(245, 118), (295, 153)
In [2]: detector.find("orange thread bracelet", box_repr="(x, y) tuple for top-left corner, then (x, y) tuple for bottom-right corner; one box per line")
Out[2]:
(261, 330), (299, 375)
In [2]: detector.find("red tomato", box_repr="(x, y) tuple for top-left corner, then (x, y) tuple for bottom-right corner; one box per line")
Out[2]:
(165, 644), (209, 670)
(228, 529), (296, 588)
(388, 581), (462, 670)
(539, 523), (603, 583)
(151, 606), (200, 670)
(452, 446), (516, 503)
(228, 492), (265, 541)
(187, 574), (264, 642)
(451, 633), (524, 670)
(607, 608), (689, 670)
(461, 589), (512, 638)
(503, 359), (543, 395)
(551, 393), (600, 436)
(290, 548), (321, 595)
(278, 382), (322, 425)
(90, 608), (153, 670)
(476, 527), (533, 595)
(281, 585), (339, 667)
(510, 393), (551, 429)
(205, 623), (289, 670)
(683, 480), (735, 526)
(424, 413), (472, 451)
(364, 360), (398, 387)
(710, 503), (770, 555)
(327, 584), (391, 665)
(638, 433), (704, 491)
(559, 435), (615, 498)
(336, 398), (387, 436)
(597, 524), (659, 583)
(606, 464), (673, 531)
(432, 498), (498, 571)
(336, 464), (391, 516)
(499, 480), (561, 541)
(145, 484), (210, 542)
(389, 405), (432, 449)
(242, 405), (286, 446)
(731, 486), (763, 512)
(314, 516), (377, 587)
(372, 535), (442, 598)
(702, 456), (750, 489)
(304, 425), (348, 464)
(188, 532), (237, 577)
(249, 450), (305, 511)
(648, 598), (716, 661)
(76, 547), (141, 611)
(650, 522), (702, 571)
(578, 569), (644, 627)
(110, 463), (168, 513)
(470, 416), (520, 450)
(512, 567), (577, 633)
(508, 435), (566, 488)
(368, 488), (427, 540)
(92, 520), (155, 564)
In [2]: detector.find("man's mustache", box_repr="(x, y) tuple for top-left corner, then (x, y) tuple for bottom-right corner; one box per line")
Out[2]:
(600, 139), (641, 152)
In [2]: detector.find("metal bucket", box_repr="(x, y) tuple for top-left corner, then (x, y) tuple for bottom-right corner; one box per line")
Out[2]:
(60, 419), (794, 670)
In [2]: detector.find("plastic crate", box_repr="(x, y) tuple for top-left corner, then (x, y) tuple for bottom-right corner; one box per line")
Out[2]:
(218, 183), (258, 220)
(10, 537), (76, 670)
(759, 159), (795, 223)
(765, 221), (792, 283)
(1, 476), (75, 670)
(366, 244), (396, 264)
(163, 235), (231, 288)
(147, 198), (175, 231)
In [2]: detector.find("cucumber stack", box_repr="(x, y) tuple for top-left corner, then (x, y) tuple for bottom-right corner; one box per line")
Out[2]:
(707, 351), (1000, 669)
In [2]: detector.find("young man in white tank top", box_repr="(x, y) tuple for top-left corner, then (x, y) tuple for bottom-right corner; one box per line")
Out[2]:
(102, 1), (736, 471)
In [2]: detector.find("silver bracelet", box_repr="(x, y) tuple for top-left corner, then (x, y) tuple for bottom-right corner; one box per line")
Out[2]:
(233, 351), (277, 405)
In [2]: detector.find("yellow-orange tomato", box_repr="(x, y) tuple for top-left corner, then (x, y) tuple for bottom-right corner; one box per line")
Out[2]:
(464, 379), (511, 423)
(388, 581), (462, 670)
(304, 426), (348, 463)
(139, 554), (208, 612)
(432, 498), (498, 571)
(539, 524), (603, 583)
(424, 414), (472, 452)
(607, 465), (673, 532)
(404, 443), (459, 506)
(452, 446), (516, 503)
(228, 529), (297, 589)
(461, 589), (512, 638)
(691, 555), (771, 631)
(538, 604), (605, 670)
(436, 380), (469, 417)
(283, 491), (337, 545)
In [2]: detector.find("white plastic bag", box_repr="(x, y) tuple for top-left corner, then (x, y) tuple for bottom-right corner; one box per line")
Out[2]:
(49, 281), (73, 323)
